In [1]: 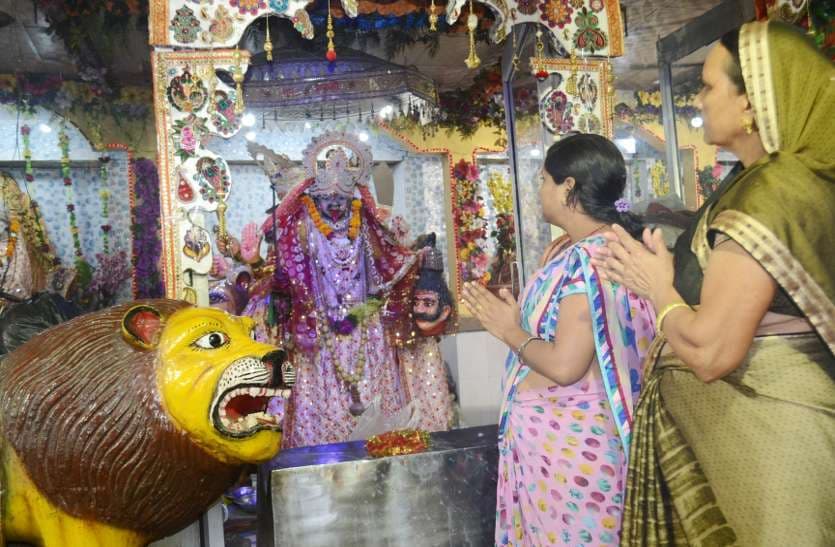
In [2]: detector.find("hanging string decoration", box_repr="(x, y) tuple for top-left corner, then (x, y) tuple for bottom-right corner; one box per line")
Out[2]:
(98, 156), (112, 255)
(58, 125), (93, 288)
(20, 125), (52, 255)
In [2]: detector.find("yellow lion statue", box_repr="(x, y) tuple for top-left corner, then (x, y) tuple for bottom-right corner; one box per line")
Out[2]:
(0, 299), (294, 547)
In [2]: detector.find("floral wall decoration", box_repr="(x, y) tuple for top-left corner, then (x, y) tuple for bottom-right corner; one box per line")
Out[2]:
(533, 55), (614, 138)
(0, 74), (152, 149)
(446, 0), (624, 56)
(451, 159), (492, 285)
(152, 49), (251, 300)
(755, 0), (835, 59)
(132, 158), (165, 299)
(614, 89), (701, 126)
(697, 163), (722, 202)
(149, 0), (355, 47)
(485, 169), (516, 288)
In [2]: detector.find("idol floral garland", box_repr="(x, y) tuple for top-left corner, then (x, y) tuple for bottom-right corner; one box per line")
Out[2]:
(1, 215), (19, 271)
(131, 158), (164, 298)
(301, 194), (362, 240)
(58, 125), (93, 289)
(452, 159), (491, 284)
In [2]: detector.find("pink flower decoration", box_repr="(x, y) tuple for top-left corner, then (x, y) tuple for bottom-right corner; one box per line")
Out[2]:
(711, 164), (723, 179)
(180, 126), (197, 152)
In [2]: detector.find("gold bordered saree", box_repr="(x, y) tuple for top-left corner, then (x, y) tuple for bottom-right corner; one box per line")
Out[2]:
(621, 22), (835, 546)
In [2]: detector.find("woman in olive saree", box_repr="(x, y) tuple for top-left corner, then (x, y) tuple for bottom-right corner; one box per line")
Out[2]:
(595, 21), (834, 546)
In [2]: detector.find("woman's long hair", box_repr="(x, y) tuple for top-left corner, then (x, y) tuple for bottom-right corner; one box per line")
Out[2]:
(544, 134), (644, 238)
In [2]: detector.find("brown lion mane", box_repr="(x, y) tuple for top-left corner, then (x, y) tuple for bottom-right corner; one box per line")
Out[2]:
(0, 299), (243, 538)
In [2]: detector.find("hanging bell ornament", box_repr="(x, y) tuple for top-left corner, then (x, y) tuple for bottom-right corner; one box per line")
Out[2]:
(428, 0), (438, 31)
(464, 6), (480, 69)
(232, 46), (246, 114)
(264, 15), (273, 62)
(326, 0), (337, 62)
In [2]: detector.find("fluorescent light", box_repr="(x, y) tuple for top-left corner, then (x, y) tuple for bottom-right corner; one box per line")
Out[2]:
(529, 148), (541, 158)
(690, 116), (703, 128)
(38, 123), (51, 133)
(242, 113), (256, 127)
(245, 131), (257, 141)
(358, 131), (369, 142)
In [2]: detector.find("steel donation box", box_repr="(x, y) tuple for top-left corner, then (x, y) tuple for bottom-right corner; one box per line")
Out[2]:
(257, 425), (499, 546)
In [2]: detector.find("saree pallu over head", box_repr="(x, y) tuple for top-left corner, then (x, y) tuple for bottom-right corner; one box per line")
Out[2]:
(707, 21), (835, 353)
(498, 236), (655, 457)
(622, 21), (835, 547)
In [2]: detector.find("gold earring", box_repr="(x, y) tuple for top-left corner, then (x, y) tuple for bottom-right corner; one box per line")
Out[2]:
(741, 116), (754, 135)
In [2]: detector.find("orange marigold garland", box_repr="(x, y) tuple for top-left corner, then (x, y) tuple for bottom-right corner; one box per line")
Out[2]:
(1, 217), (19, 269)
(348, 198), (362, 239)
(366, 429), (430, 458)
(301, 194), (362, 240)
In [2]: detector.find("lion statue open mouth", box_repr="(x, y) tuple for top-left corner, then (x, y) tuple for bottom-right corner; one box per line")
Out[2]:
(211, 354), (294, 438)
(0, 300), (295, 547)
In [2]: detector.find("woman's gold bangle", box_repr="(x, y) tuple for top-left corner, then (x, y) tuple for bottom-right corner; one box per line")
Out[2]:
(655, 302), (692, 336)
(516, 335), (544, 364)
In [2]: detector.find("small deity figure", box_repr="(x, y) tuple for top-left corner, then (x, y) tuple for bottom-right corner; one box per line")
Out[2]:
(258, 132), (418, 447)
(397, 233), (457, 431)
(0, 173), (49, 305)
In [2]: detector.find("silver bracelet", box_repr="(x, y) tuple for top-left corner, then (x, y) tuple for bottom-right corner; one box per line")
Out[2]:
(516, 335), (544, 364)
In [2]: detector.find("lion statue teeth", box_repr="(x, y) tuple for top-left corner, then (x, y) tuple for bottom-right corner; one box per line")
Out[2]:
(0, 299), (294, 547)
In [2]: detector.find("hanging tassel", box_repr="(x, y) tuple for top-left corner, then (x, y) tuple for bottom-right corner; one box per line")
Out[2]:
(264, 15), (273, 62)
(233, 46), (245, 114)
(533, 28), (548, 81)
(205, 57), (217, 113)
(464, 0), (480, 69)
(511, 27), (520, 71)
(326, 0), (337, 62)
(428, 0), (438, 31)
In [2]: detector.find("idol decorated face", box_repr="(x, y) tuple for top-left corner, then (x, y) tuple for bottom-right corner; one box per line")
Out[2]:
(314, 193), (352, 223)
(414, 289), (451, 334)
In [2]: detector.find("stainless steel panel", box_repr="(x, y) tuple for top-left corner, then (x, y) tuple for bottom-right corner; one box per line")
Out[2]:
(258, 426), (498, 547)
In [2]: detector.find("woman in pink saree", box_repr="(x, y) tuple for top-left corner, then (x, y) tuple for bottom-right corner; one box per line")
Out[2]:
(463, 134), (655, 545)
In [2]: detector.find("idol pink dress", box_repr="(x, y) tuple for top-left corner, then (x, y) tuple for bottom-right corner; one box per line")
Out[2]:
(495, 236), (655, 546)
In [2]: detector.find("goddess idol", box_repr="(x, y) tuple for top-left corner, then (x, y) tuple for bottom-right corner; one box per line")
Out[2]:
(262, 132), (418, 447)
